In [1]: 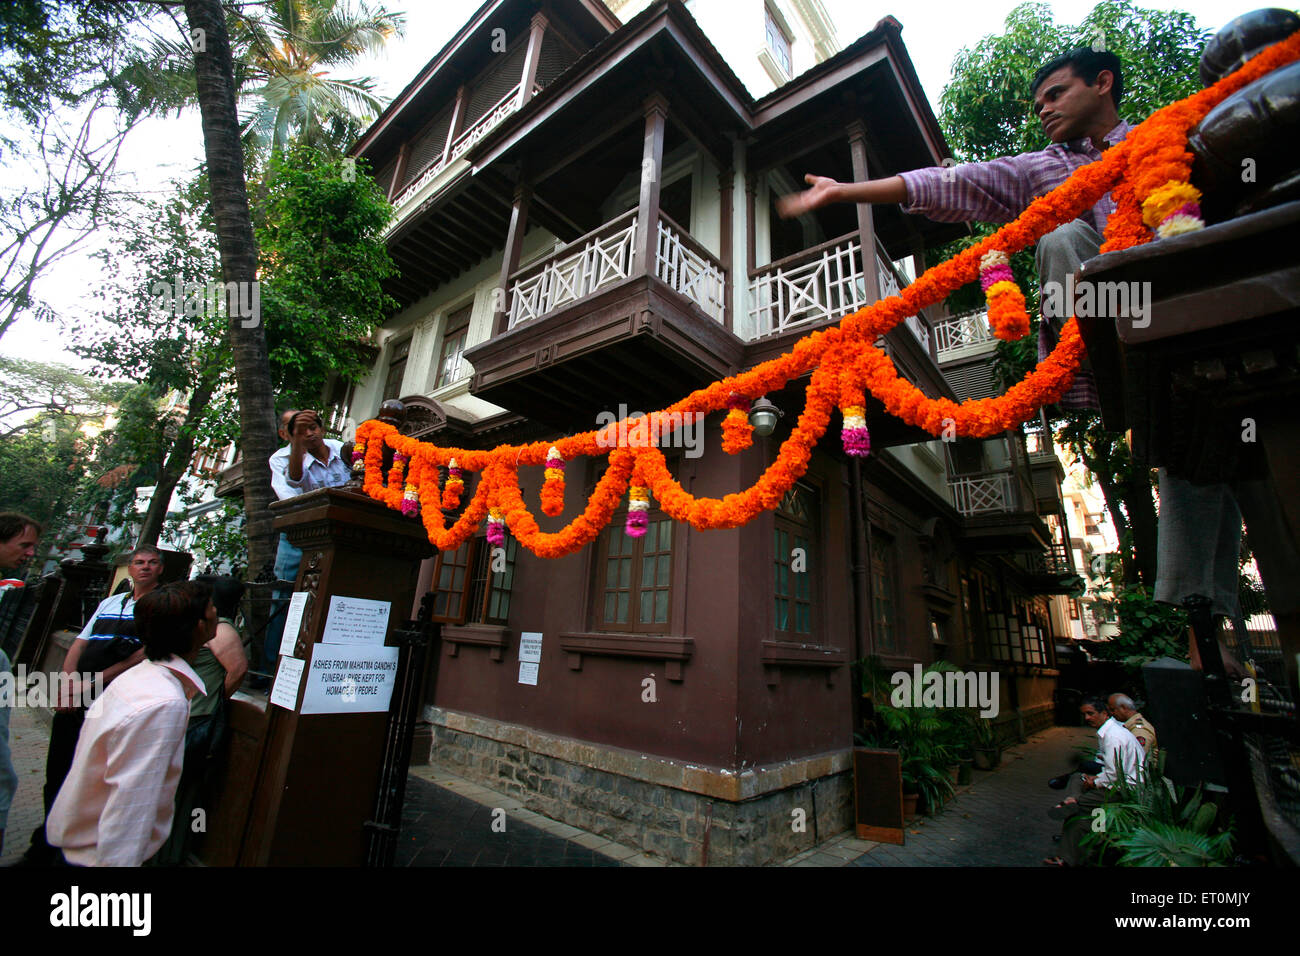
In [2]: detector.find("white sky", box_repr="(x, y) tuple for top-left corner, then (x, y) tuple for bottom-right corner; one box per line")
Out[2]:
(0, 0), (1253, 369)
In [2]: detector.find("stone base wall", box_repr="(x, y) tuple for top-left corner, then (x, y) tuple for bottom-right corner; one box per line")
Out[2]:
(1020, 702), (1056, 736)
(426, 707), (854, 866)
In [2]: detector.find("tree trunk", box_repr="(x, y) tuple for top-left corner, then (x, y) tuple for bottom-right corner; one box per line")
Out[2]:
(1124, 449), (1159, 589)
(182, 0), (278, 581)
(135, 374), (218, 549)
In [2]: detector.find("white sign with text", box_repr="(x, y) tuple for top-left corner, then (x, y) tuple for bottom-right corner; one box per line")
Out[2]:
(321, 595), (391, 647)
(300, 645), (400, 714)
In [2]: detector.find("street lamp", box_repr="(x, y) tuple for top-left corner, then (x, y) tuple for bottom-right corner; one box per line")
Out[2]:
(748, 396), (783, 437)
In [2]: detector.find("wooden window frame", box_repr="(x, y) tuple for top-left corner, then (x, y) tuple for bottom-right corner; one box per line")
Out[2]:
(764, 4), (793, 77)
(773, 481), (819, 641)
(382, 336), (412, 402)
(435, 304), (473, 390)
(429, 534), (518, 627)
(870, 529), (899, 654)
(593, 512), (675, 634)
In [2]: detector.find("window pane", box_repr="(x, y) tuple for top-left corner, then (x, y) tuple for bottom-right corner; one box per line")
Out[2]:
(618, 558), (630, 589)
(639, 590), (653, 624)
(605, 592), (618, 622)
(656, 554), (670, 586)
(654, 589), (668, 623)
(775, 598), (788, 631)
(641, 555), (655, 589)
(617, 593), (628, 622)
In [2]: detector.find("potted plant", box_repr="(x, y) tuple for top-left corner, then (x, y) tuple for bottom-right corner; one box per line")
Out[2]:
(971, 715), (1001, 770)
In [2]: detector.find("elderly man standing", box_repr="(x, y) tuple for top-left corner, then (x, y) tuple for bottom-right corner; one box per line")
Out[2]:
(0, 512), (42, 854)
(1107, 693), (1158, 761)
(1045, 696), (1146, 866)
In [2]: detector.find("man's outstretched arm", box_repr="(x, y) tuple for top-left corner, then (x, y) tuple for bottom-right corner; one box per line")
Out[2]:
(776, 174), (908, 218)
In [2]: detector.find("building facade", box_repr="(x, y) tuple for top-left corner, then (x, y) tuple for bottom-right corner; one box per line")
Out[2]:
(334, 0), (1077, 864)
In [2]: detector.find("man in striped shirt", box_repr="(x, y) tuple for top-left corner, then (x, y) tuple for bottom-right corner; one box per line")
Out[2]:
(778, 46), (1131, 410)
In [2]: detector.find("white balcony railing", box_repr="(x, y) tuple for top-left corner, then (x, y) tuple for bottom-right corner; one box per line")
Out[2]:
(391, 82), (537, 213)
(656, 214), (725, 322)
(748, 233), (930, 348)
(950, 472), (1018, 516)
(508, 212), (638, 328)
(934, 310), (997, 360)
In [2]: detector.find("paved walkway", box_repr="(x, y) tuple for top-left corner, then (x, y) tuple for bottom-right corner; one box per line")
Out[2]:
(3, 703), (1093, 866)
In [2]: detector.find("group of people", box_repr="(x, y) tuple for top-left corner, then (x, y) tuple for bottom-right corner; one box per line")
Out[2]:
(1, 510), (250, 866)
(1043, 693), (1159, 867)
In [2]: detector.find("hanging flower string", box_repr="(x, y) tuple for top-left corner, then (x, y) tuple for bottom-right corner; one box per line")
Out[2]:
(351, 438), (367, 476)
(487, 507), (507, 547)
(442, 458), (464, 511)
(347, 32), (1300, 559)
(979, 249), (1030, 341)
(400, 457), (422, 517)
(841, 405), (870, 458)
(541, 445), (566, 517)
(626, 460), (651, 538)
(721, 393), (752, 454)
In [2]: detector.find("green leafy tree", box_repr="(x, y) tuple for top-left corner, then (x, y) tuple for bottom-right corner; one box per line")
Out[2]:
(939, 1), (1209, 587)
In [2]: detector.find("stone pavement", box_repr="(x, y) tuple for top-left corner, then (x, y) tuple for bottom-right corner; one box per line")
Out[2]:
(1, 706), (51, 865)
(2, 699), (1093, 866)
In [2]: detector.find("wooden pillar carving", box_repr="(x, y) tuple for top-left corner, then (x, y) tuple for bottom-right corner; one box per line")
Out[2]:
(718, 165), (734, 333)
(847, 120), (881, 304)
(388, 142), (410, 202)
(442, 84), (468, 168)
(517, 12), (549, 109)
(238, 487), (433, 865)
(633, 94), (668, 278)
(494, 182), (532, 336)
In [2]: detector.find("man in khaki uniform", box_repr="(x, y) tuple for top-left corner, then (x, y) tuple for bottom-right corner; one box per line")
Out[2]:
(1108, 693), (1158, 760)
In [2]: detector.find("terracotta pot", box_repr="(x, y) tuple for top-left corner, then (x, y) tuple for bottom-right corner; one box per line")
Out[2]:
(973, 747), (1001, 771)
(903, 792), (920, 821)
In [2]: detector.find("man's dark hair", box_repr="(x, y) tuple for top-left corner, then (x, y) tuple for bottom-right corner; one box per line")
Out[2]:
(195, 574), (244, 620)
(1032, 47), (1123, 108)
(0, 512), (41, 542)
(1081, 695), (1110, 714)
(128, 544), (164, 565)
(134, 580), (212, 660)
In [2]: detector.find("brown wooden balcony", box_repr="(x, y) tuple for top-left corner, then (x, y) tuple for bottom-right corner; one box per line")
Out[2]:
(464, 211), (744, 428)
(950, 469), (1052, 552)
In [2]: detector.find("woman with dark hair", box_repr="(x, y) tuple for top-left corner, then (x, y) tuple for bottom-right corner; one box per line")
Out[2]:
(46, 581), (214, 866)
(153, 575), (248, 865)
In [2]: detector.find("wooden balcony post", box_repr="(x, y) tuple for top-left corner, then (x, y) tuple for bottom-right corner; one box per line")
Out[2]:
(517, 12), (549, 109)
(633, 95), (668, 278)
(745, 171), (758, 275)
(847, 120), (881, 304)
(387, 142), (410, 202)
(442, 84), (468, 169)
(718, 165), (734, 333)
(494, 182), (532, 336)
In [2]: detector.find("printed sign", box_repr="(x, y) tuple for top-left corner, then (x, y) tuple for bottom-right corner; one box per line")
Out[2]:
(270, 656), (305, 711)
(322, 595), (391, 647)
(279, 592), (309, 657)
(518, 632), (542, 685)
(300, 645), (400, 714)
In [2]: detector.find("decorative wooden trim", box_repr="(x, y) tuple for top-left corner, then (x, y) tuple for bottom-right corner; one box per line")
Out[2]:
(388, 142), (410, 201)
(517, 12), (549, 110)
(760, 639), (847, 686)
(494, 183), (532, 336)
(443, 623), (511, 661)
(558, 631), (694, 681)
(718, 166), (734, 333)
(632, 95), (667, 276)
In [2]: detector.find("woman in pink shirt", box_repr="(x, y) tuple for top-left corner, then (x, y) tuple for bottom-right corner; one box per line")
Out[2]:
(46, 581), (216, 867)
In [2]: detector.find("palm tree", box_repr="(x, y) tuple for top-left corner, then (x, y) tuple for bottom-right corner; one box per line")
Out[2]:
(131, 0), (403, 157)
(235, 0), (403, 155)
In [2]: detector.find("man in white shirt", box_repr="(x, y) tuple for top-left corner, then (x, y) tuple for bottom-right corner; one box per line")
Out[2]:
(1046, 696), (1146, 865)
(262, 410), (350, 676)
(47, 580), (214, 866)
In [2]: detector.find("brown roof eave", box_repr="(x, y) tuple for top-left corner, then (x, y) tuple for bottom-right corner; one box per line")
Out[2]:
(464, 1), (757, 174)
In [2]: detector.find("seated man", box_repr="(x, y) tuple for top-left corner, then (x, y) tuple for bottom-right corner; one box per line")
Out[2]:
(46, 581), (214, 866)
(1045, 696), (1145, 866)
(1107, 692), (1158, 761)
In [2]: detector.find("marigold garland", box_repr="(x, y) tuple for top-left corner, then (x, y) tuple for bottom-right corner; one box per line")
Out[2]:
(721, 393), (753, 454)
(541, 445), (566, 517)
(978, 250), (1031, 341)
(442, 458), (464, 511)
(345, 31), (1300, 559)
